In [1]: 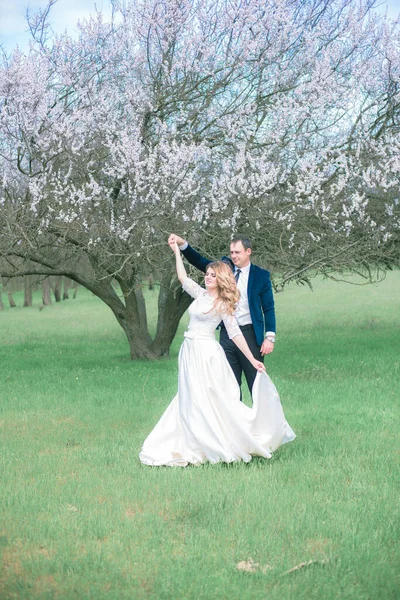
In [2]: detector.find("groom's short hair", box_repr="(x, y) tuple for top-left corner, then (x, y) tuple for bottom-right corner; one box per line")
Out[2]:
(231, 235), (252, 250)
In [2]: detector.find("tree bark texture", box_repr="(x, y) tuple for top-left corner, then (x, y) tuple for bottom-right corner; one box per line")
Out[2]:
(7, 292), (16, 308)
(52, 276), (62, 302)
(42, 277), (52, 305)
(116, 280), (154, 358)
(23, 275), (33, 307)
(63, 277), (71, 299)
(134, 284), (152, 347)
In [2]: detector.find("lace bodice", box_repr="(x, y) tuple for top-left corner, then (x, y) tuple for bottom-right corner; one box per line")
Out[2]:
(182, 277), (241, 339)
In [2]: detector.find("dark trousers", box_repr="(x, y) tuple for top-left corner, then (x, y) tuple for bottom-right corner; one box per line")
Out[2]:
(219, 324), (263, 395)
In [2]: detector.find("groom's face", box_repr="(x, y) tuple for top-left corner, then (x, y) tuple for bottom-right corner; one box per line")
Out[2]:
(230, 242), (251, 268)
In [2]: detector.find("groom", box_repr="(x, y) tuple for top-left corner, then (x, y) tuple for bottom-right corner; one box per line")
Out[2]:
(168, 233), (276, 395)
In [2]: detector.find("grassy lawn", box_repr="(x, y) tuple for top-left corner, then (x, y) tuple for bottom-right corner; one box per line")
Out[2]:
(0, 273), (399, 599)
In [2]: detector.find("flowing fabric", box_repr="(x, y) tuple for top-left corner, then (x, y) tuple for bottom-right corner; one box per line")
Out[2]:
(139, 278), (295, 467)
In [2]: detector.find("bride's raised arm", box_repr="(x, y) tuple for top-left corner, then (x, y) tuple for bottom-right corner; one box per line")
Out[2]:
(169, 239), (204, 300)
(169, 239), (188, 284)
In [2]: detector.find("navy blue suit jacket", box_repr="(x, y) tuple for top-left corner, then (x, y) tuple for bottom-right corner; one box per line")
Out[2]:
(181, 244), (276, 346)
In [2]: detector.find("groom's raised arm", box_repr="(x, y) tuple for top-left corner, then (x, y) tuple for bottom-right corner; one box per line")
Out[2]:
(168, 233), (212, 273)
(181, 244), (213, 273)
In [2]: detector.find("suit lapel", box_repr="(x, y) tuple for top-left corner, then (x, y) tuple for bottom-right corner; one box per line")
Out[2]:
(248, 263), (256, 294)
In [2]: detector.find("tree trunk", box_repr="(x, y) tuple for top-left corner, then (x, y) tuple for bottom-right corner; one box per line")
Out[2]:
(63, 277), (71, 299)
(151, 273), (192, 357)
(72, 281), (79, 298)
(116, 313), (156, 359)
(0, 290), (3, 310)
(134, 284), (152, 346)
(42, 277), (52, 305)
(71, 274), (156, 359)
(7, 291), (16, 307)
(52, 276), (62, 302)
(117, 280), (154, 357)
(83, 272), (188, 359)
(23, 275), (33, 307)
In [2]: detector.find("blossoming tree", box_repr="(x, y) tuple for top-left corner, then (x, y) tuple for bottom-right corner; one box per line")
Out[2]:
(0, 0), (399, 358)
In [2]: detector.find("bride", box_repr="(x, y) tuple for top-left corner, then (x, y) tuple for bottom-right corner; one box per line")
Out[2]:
(139, 239), (295, 467)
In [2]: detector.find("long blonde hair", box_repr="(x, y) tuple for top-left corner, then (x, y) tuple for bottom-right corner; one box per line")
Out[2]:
(206, 261), (239, 315)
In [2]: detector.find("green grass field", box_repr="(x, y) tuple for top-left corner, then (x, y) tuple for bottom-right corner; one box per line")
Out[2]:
(1, 273), (399, 599)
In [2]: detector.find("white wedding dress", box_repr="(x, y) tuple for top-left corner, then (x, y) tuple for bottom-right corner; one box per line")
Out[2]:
(139, 278), (295, 467)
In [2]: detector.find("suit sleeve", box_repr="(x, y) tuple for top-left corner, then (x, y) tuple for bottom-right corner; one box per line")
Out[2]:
(181, 244), (212, 273)
(260, 272), (276, 334)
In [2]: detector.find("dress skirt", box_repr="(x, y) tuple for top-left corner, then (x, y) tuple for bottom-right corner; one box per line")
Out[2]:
(139, 331), (295, 467)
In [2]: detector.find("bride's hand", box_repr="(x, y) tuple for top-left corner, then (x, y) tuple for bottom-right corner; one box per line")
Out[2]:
(168, 239), (180, 254)
(169, 233), (185, 246)
(253, 360), (266, 373)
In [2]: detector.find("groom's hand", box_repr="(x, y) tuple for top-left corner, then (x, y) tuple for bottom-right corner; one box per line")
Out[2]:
(169, 233), (186, 247)
(261, 339), (274, 356)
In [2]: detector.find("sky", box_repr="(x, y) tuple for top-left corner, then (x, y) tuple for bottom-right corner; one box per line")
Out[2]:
(0, 0), (115, 53)
(0, 0), (399, 54)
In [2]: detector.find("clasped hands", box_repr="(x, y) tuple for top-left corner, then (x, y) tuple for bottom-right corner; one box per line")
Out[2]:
(168, 238), (179, 256)
(168, 233), (185, 253)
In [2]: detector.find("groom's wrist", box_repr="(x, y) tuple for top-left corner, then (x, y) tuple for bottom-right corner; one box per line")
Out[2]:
(179, 241), (188, 251)
(265, 332), (275, 343)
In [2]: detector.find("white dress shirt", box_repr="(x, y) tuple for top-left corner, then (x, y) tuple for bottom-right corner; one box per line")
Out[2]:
(234, 264), (252, 325)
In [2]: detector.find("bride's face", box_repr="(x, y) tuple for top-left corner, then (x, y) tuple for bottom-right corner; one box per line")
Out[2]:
(205, 268), (218, 291)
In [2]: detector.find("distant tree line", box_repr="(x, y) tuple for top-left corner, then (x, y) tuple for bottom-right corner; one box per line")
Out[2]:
(0, 275), (79, 310)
